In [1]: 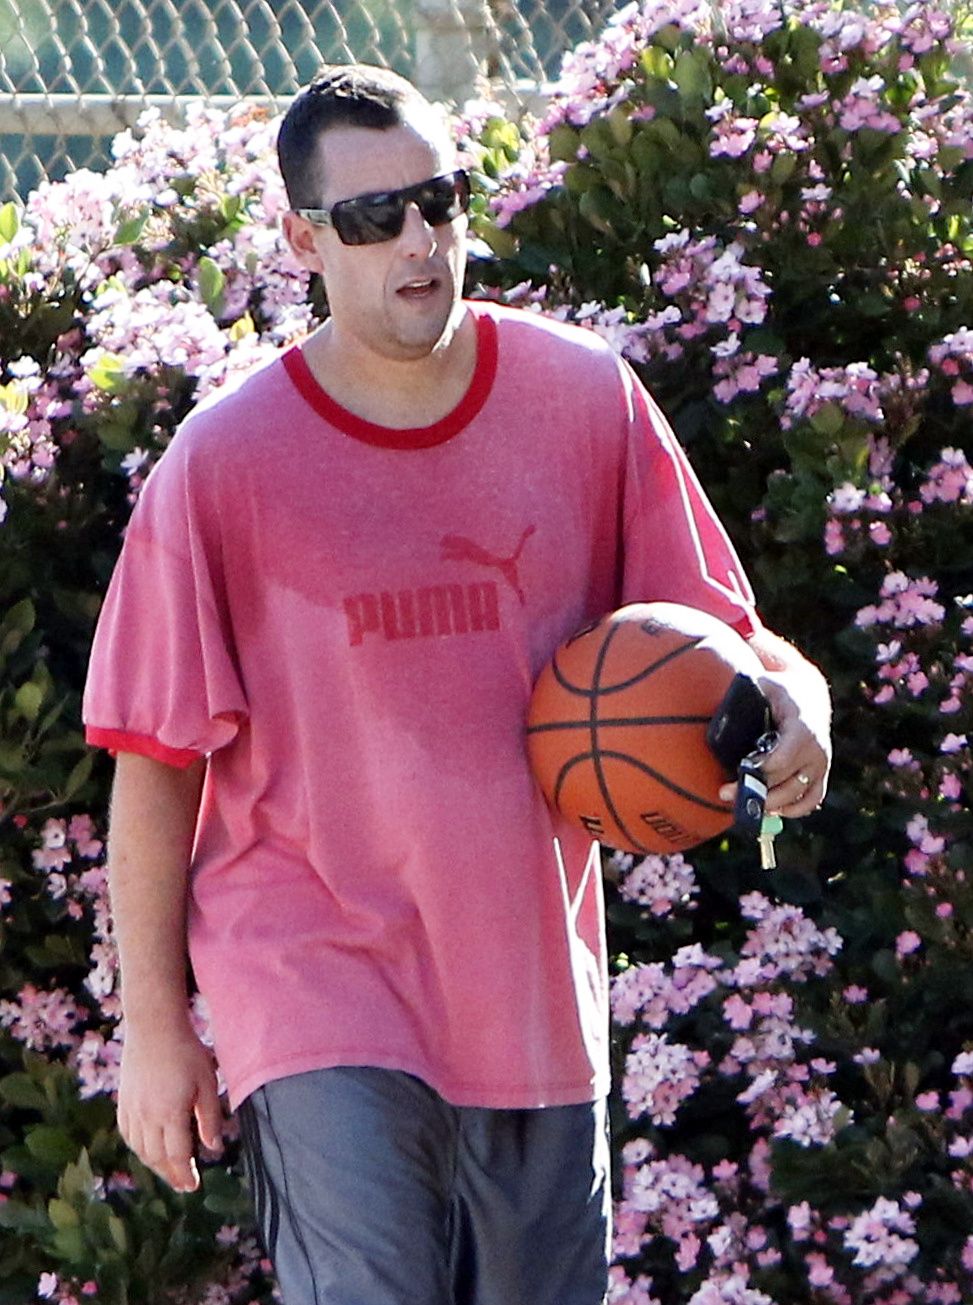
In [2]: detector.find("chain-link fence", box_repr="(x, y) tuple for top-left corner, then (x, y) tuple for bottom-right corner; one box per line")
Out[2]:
(0, 0), (618, 199)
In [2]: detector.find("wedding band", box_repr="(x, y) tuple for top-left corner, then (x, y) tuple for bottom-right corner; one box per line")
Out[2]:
(797, 772), (811, 786)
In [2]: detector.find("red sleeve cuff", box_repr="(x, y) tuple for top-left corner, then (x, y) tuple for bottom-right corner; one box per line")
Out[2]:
(85, 726), (204, 769)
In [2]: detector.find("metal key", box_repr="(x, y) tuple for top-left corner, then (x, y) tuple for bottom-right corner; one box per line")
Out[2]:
(759, 814), (783, 869)
(733, 731), (780, 838)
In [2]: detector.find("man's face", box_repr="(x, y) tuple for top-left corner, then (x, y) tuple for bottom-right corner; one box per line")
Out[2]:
(285, 115), (468, 363)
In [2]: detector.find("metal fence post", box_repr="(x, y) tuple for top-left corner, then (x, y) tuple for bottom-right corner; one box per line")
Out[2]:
(413, 0), (496, 105)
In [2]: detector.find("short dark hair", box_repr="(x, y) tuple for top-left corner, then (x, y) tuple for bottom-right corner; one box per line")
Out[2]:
(277, 64), (435, 209)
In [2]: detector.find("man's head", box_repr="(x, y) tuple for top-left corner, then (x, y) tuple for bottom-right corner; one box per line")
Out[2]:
(280, 65), (470, 365)
(278, 65), (449, 211)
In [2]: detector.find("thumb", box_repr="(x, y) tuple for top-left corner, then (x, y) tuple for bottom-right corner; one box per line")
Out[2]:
(194, 1074), (224, 1153)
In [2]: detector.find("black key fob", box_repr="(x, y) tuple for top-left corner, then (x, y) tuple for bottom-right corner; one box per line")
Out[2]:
(735, 757), (768, 836)
(707, 674), (773, 771)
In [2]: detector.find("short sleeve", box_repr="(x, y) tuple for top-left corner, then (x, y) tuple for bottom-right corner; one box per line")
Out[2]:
(83, 436), (248, 768)
(617, 361), (760, 637)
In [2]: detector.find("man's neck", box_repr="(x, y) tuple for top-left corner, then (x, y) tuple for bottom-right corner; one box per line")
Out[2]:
(301, 309), (477, 431)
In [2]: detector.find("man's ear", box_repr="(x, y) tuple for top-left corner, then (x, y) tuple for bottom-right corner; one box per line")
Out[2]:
(282, 212), (326, 275)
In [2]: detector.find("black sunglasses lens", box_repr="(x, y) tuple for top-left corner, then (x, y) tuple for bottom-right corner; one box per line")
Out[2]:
(333, 195), (405, 245)
(415, 173), (469, 225)
(331, 173), (470, 245)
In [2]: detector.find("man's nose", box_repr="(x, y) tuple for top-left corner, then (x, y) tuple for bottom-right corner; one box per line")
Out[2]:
(398, 202), (437, 255)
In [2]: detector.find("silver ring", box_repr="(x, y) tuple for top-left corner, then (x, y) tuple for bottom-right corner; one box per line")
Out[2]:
(797, 772), (811, 786)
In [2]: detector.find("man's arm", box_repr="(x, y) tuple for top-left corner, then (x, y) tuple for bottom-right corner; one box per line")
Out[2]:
(108, 751), (222, 1192)
(719, 626), (833, 819)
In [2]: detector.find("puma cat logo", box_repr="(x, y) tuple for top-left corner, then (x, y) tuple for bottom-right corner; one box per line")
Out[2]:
(440, 525), (536, 604)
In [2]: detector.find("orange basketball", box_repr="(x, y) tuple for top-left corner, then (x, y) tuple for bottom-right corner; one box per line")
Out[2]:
(526, 602), (764, 855)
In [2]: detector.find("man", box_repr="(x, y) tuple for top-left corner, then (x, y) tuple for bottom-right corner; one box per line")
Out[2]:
(83, 64), (831, 1305)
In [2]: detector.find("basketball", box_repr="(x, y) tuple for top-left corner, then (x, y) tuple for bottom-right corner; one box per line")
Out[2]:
(526, 602), (765, 855)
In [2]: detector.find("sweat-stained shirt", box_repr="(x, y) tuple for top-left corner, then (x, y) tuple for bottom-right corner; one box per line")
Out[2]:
(83, 301), (759, 1112)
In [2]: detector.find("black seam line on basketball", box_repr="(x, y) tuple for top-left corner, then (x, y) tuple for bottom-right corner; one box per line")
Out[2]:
(589, 623), (652, 851)
(551, 752), (703, 858)
(553, 752), (592, 812)
(527, 714), (713, 734)
(549, 635), (706, 697)
(597, 749), (730, 815)
(554, 753), (657, 856)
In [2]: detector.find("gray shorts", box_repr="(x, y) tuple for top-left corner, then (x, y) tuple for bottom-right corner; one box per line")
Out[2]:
(237, 1066), (611, 1305)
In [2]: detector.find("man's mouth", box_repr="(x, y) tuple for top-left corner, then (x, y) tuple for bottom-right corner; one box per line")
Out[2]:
(396, 277), (438, 300)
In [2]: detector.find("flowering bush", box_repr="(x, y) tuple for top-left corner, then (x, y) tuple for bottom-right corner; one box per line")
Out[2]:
(0, 104), (302, 1305)
(463, 1), (973, 1301)
(1, 2), (972, 1301)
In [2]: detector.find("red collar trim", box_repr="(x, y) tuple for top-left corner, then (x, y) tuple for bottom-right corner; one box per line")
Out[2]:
(282, 305), (498, 450)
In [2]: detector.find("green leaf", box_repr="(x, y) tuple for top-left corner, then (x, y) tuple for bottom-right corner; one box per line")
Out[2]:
(50, 1224), (87, 1263)
(771, 153), (797, 184)
(1, 597), (35, 645)
(579, 119), (617, 163)
(809, 402), (844, 436)
(197, 256), (226, 315)
(564, 163), (601, 197)
(59, 1150), (97, 1204)
(25, 934), (88, 968)
(548, 124), (580, 163)
(108, 1213), (128, 1253)
(14, 680), (43, 723)
(0, 201), (19, 244)
(0, 1200), (50, 1233)
(0, 1072), (47, 1110)
(63, 751), (94, 800)
(88, 353), (128, 394)
(0, 742), (25, 777)
(578, 188), (618, 236)
(641, 46), (674, 81)
(646, 116), (682, 153)
(475, 222), (517, 259)
(672, 50), (712, 101)
(219, 193), (244, 225)
(48, 1197), (80, 1229)
(608, 106), (633, 147)
(25, 1125), (79, 1168)
(113, 212), (149, 246)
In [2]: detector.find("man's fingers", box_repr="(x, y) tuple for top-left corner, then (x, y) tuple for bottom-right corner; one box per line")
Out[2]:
(195, 1080), (224, 1154)
(160, 1116), (200, 1192)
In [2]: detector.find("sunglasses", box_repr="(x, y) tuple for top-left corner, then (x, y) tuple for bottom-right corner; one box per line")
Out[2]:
(295, 169), (471, 246)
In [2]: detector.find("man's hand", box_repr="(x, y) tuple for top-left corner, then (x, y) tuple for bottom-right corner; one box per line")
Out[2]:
(750, 670), (831, 816)
(118, 1021), (223, 1192)
(719, 627), (832, 819)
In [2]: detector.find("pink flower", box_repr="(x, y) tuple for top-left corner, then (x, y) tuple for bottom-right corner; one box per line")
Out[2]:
(843, 985), (869, 1004)
(844, 1196), (918, 1273)
(941, 733), (967, 753)
(869, 521), (892, 545)
(940, 773), (962, 800)
(824, 520), (845, 555)
(915, 1091), (940, 1111)
(723, 994), (753, 1030)
(806, 1252), (834, 1286)
(896, 930), (922, 958)
(952, 380), (973, 405)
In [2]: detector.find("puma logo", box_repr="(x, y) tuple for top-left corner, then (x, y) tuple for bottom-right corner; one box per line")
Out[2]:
(440, 525), (536, 605)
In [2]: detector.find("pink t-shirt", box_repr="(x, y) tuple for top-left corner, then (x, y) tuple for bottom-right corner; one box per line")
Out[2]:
(84, 302), (759, 1111)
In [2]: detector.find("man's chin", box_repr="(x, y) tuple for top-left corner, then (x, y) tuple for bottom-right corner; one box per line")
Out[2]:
(388, 306), (461, 359)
